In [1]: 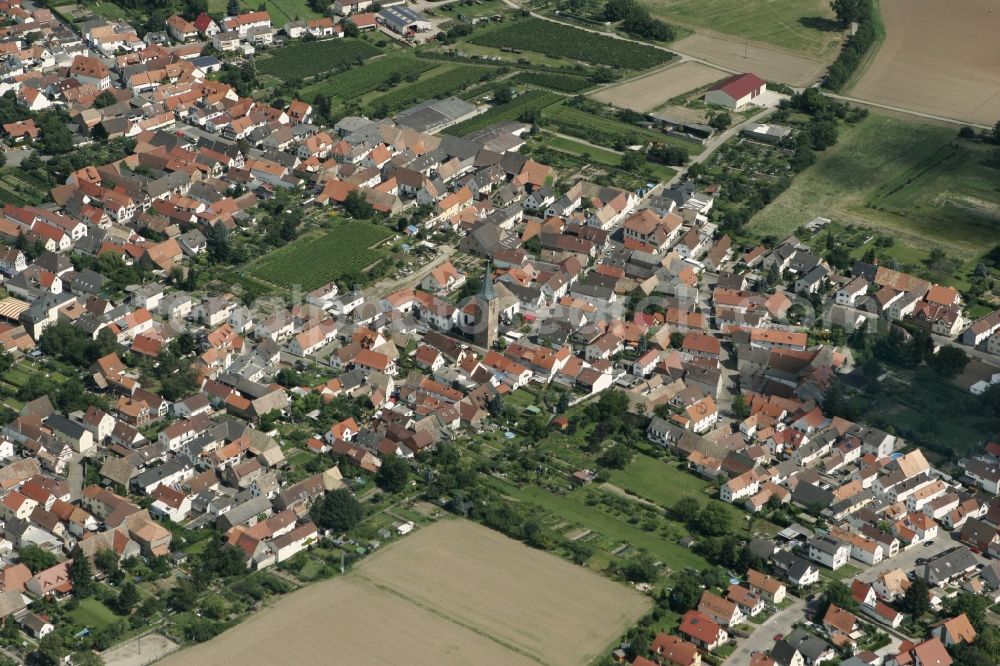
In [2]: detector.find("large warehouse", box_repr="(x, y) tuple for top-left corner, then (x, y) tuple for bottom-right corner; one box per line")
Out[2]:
(378, 6), (432, 35)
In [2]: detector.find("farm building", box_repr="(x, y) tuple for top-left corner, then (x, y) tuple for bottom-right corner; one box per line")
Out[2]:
(394, 97), (478, 134)
(378, 6), (432, 35)
(704, 73), (767, 110)
(648, 112), (714, 141)
(741, 123), (792, 145)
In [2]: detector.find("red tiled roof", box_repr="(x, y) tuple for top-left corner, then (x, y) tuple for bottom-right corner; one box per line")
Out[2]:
(710, 72), (766, 99)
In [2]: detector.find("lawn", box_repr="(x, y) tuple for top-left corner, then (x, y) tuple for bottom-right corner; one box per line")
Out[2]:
(256, 39), (382, 81)
(247, 221), (393, 290)
(286, 449), (319, 468)
(609, 454), (717, 508)
(750, 114), (1000, 262)
(643, 0), (842, 59)
(69, 598), (119, 631)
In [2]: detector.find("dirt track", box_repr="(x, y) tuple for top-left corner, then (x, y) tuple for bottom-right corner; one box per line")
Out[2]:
(591, 61), (727, 112)
(850, 0), (1000, 125)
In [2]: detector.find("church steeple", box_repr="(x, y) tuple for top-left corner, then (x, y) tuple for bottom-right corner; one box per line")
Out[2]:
(473, 261), (499, 349)
(479, 261), (496, 302)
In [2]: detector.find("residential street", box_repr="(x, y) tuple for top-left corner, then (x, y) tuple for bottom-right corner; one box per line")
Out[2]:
(723, 597), (806, 666)
(855, 534), (986, 584)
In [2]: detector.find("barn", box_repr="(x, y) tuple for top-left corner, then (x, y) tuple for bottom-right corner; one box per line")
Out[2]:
(378, 6), (431, 35)
(704, 73), (767, 110)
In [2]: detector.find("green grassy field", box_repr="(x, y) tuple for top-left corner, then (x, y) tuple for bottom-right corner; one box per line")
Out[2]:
(248, 221), (393, 290)
(644, 0), (842, 58)
(609, 454), (718, 508)
(750, 114), (1000, 261)
(69, 598), (118, 631)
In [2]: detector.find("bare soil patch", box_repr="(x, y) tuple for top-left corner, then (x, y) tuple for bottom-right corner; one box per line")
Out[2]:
(157, 520), (650, 666)
(103, 633), (178, 666)
(590, 62), (727, 112)
(849, 0), (1000, 125)
(672, 33), (828, 86)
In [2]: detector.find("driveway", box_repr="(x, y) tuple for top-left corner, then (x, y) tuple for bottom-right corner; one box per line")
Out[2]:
(724, 597), (806, 666)
(68, 453), (85, 501)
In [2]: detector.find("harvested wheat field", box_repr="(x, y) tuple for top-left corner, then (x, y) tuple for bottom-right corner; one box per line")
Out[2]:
(591, 61), (727, 112)
(672, 33), (828, 86)
(849, 0), (1000, 126)
(159, 520), (651, 666)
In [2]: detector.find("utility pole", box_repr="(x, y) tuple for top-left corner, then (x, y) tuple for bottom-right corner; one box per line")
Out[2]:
(340, 550), (345, 575)
(744, 39), (749, 58)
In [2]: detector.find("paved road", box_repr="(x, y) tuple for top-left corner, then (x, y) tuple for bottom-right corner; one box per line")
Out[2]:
(724, 597), (806, 666)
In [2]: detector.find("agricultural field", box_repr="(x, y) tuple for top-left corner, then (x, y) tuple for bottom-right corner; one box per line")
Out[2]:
(247, 221), (393, 290)
(0, 169), (48, 207)
(643, 0), (842, 59)
(749, 114), (1000, 262)
(590, 61), (725, 112)
(160, 521), (649, 666)
(298, 55), (437, 103)
(510, 71), (595, 93)
(670, 33), (828, 86)
(849, 0), (1000, 125)
(365, 64), (492, 115)
(447, 89), (562, 136)
(471, 17), (674, 70)
(255, 39), (381, 82)
(542, 103), (704, 154)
